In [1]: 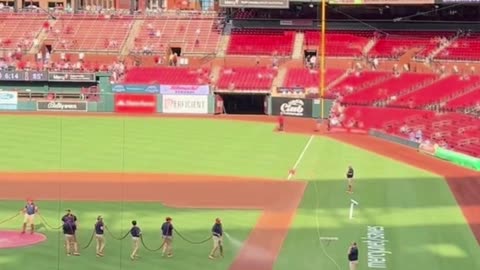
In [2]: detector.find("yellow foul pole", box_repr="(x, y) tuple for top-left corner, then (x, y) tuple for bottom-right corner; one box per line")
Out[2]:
(319, 0), (327, 119)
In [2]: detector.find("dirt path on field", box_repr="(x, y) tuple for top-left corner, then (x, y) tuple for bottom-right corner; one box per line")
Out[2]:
(0, 172), (306, 270)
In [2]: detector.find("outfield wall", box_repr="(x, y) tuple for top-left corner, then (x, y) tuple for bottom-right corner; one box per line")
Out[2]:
(6, 93), (216, 115)
(370, 129), (480, 171)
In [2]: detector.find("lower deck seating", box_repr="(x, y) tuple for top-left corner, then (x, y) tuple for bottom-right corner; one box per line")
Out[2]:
(217, 67), (277, 90)
(123, 67), (210, 85)
(341, 106), (480, 157)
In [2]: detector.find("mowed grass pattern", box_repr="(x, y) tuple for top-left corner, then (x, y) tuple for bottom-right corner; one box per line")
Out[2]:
(275, 137), (480, 270)
(0, 116), (310, 178)
(0, 115), (478, 270)
(0, 201), (260, 270)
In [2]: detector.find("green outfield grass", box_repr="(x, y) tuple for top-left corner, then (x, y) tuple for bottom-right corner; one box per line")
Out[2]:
(275, 137), (480, 270)
(0, 116), (308, 178)
(0, 201), (260, 270)
(0, 115), (478, 270)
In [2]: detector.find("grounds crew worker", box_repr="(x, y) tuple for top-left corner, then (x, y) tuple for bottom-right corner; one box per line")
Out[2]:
(348, 242), (359, 270)
(161, 217), (174, 258)
(209, 218), (223, 259)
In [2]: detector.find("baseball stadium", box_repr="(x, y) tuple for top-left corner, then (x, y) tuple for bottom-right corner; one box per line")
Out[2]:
(0, 1), (479, 270)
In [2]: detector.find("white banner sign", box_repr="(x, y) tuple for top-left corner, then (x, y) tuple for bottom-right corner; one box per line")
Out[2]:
(0, 91), (18, 105)
(162, 95), (209, 114)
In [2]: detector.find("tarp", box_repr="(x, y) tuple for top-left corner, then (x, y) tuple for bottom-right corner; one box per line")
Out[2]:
(434, 147), (480, 171)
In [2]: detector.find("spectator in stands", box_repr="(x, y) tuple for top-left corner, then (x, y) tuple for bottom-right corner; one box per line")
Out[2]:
(415, 129), (423, 143)
(272, 56), (279, 69)
(309, 55), (317, 69)
(409, 131), (415, 142)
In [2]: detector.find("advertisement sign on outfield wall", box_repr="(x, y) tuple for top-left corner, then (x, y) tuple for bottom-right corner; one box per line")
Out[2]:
(114, 94), (157, 114)
(160, 85), (210, 95)
(112, 84), (161, 94)
(271, 97), (313, 118)
(0, 91), (18, 110)
(37, 101), (87, 112)
(162, 95), (209, 114)
(48, 72), (96, 82)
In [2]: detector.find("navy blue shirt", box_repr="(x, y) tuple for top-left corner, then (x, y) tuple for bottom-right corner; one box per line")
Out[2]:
(63, 221), (76, 235)
(62, 214), (77, 224)
(131, 226), (141, 237)
(347, 168), (354, 178)
(212, 223), (223, 237)
(25, 204), (37, 215)
(348, 246), (359, 261)
(62, 214), (77, 233)
(161, 222), (173, 236)
(95, 221), (104, 235)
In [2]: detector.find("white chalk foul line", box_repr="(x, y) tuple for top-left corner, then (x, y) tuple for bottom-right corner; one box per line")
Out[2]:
(287, 135), (314, 180)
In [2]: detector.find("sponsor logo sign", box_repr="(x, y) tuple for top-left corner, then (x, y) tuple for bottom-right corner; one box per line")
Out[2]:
(112, 84), (161, 94)
(0, 91), (18, 110)
(114, 94), (157, 113)
(160, 85), (210, 95)
(219, 0), (289, 9)
(0, 70), (47, 81)
(162, 95), (209, 114)
(37, 101), (87, 112)
(48, 72), (96, 82)
(271, 97), (313, 118)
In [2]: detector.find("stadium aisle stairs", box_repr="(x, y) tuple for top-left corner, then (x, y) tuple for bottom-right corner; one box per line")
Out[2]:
(272, 67), (288, 90)
(122, 19), (145, 55)
(29, 19), (57, 54)
(362, 37), (377, 55)
(217, 35), (231, 57)
(429, 35), (458, 60)
(292, 32), (304, 59)
(380, 75), (442, 106)
(326, 70), (349, 92)
(210, 65), (222, 85)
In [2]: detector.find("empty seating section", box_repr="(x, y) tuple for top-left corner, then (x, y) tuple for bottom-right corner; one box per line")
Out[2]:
(123, 67), (210, 85)
(329, 71), (389, 97)
(445, 87), (480, 110)
(227, 29), (294, 56)
(388, 75), (480, 108)
(438, 33), (480, 61)
(0, 14), (46, 50)
(342, 73), (437, 105)
(49, 15), (133, 52)
(135, 19), (220, 55)
(343, 106), (480, 157)
(304, 31), (371, 57)
(370, 32), (449, 58)
(217, 67), (277, 90)
(284, 68), (343, 89)
(343, 106), (430, 129)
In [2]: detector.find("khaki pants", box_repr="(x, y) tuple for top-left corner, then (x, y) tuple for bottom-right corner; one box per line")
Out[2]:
(349, 260), (358, 270)
(64, 234), (78, 254)
(95, 235), (105, 254)
(162, 236), (173, 255)
(131, 237), (140, 258)
(23, 214), (35, 225)
(210, 235), (223, 257)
